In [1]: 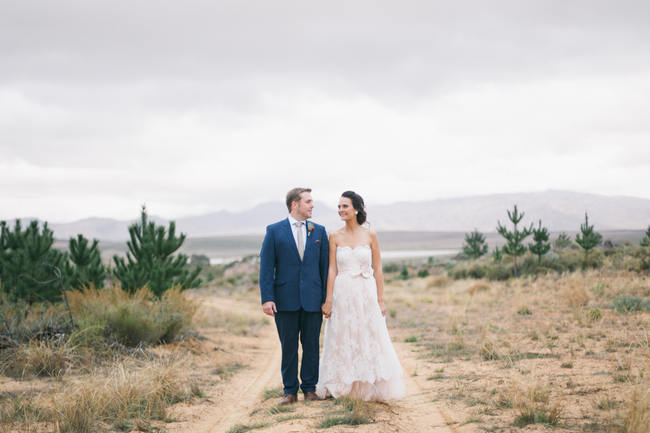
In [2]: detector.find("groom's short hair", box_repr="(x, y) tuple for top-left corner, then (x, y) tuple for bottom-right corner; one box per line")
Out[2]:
(286, 187), (312, 212)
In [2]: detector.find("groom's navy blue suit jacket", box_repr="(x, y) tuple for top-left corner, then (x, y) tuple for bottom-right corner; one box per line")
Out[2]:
(260, 218), (329, 312)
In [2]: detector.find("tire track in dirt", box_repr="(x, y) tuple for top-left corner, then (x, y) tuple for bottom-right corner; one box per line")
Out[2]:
(172, 296), (283, 433)
(391, 341), (458, 432)
(207, 339), (282, 433)
(183, 295), (458, 432)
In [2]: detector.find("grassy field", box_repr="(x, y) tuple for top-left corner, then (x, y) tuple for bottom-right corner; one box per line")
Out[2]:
(2, 242), (649, 432)
(382, 267), (649, 432)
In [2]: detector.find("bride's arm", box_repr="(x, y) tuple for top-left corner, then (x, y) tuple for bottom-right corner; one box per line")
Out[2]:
(322, 233), (338, 318)
(370, 230), (386, 316)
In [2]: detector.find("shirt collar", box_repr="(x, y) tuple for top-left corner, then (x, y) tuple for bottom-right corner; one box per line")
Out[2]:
(288, 214), (306, 226)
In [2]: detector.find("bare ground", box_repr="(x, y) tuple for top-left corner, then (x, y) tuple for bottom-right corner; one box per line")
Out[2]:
(167, 294), (456, 433)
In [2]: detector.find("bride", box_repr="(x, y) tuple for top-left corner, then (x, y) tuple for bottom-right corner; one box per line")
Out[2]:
(316, 191), (405, 401)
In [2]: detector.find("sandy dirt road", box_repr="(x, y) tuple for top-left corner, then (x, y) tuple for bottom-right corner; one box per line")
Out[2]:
(175, 295), (460, 433)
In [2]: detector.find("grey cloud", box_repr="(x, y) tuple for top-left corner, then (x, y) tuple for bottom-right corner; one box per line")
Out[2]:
(2, 0), (650, 220)
(2, 1), (649, 89)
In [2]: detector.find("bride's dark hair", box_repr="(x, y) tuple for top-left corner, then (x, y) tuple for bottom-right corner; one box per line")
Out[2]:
(341, 191), (367, 225)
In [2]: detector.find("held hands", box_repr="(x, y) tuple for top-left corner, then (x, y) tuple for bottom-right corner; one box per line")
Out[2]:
(262, 301), (277, 317)
(322, 300), (333, 318)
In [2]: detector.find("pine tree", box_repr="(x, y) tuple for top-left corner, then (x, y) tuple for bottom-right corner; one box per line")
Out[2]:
(462, 229), (488, 259)
(638, 225), (650, 272)
(553, 232), (574, 250)
(65, 234), (106, 289)
(0, 220), (66, 303)
(641, 225), (650, 247)
(529, 220), (551, 264)
(496, 205), (533, 276)
(492, 246), (503, 263)
(575, 213), (602, 261)
(113, 206), (201, 297)
(399, 266), (409, 280)
(0, 221), (8, 276)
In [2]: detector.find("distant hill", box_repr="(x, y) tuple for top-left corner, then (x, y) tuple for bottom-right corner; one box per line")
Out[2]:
(6, 190), (650, 241)
(368, 190), (650, 233)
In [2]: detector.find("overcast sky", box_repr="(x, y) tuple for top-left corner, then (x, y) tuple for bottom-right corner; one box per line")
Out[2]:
(2, 0), (649, 222)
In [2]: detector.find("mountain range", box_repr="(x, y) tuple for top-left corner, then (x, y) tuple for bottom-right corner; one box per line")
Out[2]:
(6, 190), (650, 241)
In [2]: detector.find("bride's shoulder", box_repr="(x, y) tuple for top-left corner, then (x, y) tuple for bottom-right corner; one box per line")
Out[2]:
(329, 229), (344, 242)
(360, 226), (377, 238)
(365, 228), (379, 245)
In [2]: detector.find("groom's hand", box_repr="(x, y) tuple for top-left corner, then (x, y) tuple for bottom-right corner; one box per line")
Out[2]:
(322, 301), (332, 318)
(262, 301), (277, 317)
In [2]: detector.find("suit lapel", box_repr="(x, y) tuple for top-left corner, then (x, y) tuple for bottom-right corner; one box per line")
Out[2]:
(303, 220), (313, 260)
(283, 218), (301, 262)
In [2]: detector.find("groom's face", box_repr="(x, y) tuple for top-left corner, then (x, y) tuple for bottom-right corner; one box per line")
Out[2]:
(293, 192), (314, 220)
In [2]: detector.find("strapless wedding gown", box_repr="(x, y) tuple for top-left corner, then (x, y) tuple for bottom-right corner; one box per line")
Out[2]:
(316, 245), (405, 401)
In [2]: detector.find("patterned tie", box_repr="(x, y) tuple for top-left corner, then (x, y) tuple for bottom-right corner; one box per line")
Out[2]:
(295, 221), (304, 260)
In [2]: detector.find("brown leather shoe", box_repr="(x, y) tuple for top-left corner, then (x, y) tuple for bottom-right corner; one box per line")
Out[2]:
(278, 394), (297, 405)
(304, 391), (321, 401)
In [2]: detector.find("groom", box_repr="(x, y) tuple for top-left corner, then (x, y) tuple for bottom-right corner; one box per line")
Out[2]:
(259, 188), (329, 404)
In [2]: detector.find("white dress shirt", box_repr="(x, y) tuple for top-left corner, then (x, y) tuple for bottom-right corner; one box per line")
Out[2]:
(287, 214), (307, 253)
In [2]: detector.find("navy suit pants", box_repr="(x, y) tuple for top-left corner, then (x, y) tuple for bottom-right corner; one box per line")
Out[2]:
(274, 308), (322, 395)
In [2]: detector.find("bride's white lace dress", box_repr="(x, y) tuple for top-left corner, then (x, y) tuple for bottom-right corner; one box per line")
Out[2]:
(316, 245), (405, 401)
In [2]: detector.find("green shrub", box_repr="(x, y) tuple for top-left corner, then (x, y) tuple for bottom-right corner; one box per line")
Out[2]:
(68, 286), (197, 347)
(581, 249), (604, 270)
(486, 264), (512, 281)
(612, 294), (650, 313)
(467, 264), (487, 279)
(586, 307), (603, 322)
(105, 304), (157, 346)
(451, 268), (467, 280)
(519, 254), (539, 275)
(517, 306), (532, 315)
(417, 269), (430, 278)
(639, 246), (650, 272)
(542, 250), (582, 273)
(382, 263), (399, 273)
(0, 295), (73, 344)
(399, 266), (409, 280)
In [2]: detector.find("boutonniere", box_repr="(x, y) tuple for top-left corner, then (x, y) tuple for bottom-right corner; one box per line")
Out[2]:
(307, 221), (314, 237)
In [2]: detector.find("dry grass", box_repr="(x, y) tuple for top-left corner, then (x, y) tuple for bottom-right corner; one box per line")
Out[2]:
(0, 285), (204, 430)
(2, 356), (198, 433)
(388, 268), (649, 431)
(52, 356), (196, 432)
(563, 281), (590, 308)
(586, 306), (603, 322)
(0, 392), (50, 431)
(67, 285), (198, 347)
(478, 337), (501, 361)
(512, 382), (562, 427)
(623, 386), (650, 433)
(197, 309), (268, 336)
(1, 337), (73, 378)
(428, 275), (452, 289)
(317, 396), (374, 428)
(467, 281), (491, 295)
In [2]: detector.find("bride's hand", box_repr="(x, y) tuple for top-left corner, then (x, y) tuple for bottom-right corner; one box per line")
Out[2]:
(322, 301), (333, 318)
(378, 299), (386, 316)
